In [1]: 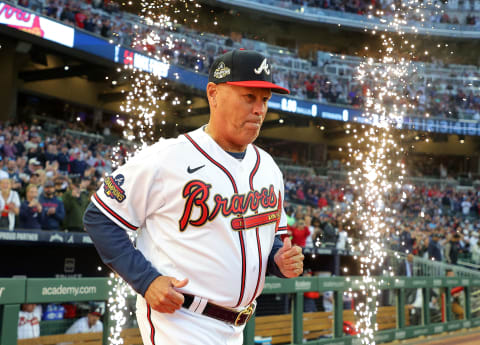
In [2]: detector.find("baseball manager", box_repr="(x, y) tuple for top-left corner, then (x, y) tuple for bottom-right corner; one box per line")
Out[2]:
(84, 49), (304, 345)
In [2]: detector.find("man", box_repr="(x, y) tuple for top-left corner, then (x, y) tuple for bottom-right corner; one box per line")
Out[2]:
(397, 253), (415, 277)
(427, 233), (443, 261)
(396, 253), (421, 324)
(26, 157), (42, 175)
(5, 159), (21, 190)
(62, 179), (90, 231)
(39, 179), (65, 230)
(84, 50), (303, 345)
(446, 233), (462, 265)
(18, 303), (40, 339)
(66, 307), (103, 334)
(446, 269), (464, 320)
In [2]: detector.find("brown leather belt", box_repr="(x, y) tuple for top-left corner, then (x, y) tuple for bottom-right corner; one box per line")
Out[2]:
(182, 294), (255, 326)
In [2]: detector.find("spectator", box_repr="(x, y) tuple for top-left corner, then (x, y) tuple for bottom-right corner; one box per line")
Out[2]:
(69, 152), (88, 177)
(461, 197), (472, 216)
(5, 159), (21, 190)
(427, 234), (443, 261)
(317, 192), (328, 209)
(323, 290), (333, 312)
(288, 218), (311, 248)
(0, 163), (8, 180)
(18, 303), (40, 340)
(62, 180), (90, 232)
(397, 253), (415, 277)
(56, 146), (70, 174)
(19, 184), (42, 230)
(471, 232), (480, 264)
(2, 136), (17, 159)
(45, 144), (58, 163)
(26, 158), (43, 175)
(446, 233), (462, 265)
(446, 270), (465, 320)
(39, 179), (65, 230)
(66, 307), (103, 334)
(0, 178), (20, 230)
(303, 270), (319, 312)
(399, 226), (414, 254)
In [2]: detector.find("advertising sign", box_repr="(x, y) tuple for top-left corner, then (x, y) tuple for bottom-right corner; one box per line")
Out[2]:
(0, 2), (74, 47)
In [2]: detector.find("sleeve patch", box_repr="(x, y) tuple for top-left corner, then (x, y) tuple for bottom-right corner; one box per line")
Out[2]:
(104, 174), (126, 202)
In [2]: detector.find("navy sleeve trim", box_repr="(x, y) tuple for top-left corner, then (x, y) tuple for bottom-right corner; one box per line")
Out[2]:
(267, 235), (287, 278)
(83, 202), (160, 296)
(92, 193), (138, 231)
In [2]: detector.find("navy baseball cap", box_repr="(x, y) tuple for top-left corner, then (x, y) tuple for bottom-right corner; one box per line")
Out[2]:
(208, 50), (290, 94)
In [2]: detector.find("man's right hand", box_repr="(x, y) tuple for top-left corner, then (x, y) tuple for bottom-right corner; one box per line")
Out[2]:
(144, 276), (189, 313)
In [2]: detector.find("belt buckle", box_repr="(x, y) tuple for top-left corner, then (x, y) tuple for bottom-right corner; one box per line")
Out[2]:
(234, 303), (255, 326)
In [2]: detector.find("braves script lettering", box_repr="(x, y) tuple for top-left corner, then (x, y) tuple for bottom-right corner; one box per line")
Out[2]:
(0, 4), (31, 22)
(179, 180), (279, 231)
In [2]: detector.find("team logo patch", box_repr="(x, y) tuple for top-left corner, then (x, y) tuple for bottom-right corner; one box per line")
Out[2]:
(104, 174), (126, 203)
(213, 61), (231, 79)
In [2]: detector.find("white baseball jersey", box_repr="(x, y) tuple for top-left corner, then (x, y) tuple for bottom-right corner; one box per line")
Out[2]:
(18, 310), (40, 339)
(66, 317), (103, 334)
(92, 127), (287, 309)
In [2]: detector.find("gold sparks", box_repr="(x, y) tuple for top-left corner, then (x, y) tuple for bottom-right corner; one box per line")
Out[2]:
(106, 2), (202, 344)
(347, 0), (442, 344)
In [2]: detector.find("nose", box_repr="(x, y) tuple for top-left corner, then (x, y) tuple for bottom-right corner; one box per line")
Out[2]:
(252, 98), (266, 116)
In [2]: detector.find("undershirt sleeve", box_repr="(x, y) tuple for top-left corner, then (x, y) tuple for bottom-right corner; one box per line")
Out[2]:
(83, 202), (161, 296)
(267, 235), (287, 278)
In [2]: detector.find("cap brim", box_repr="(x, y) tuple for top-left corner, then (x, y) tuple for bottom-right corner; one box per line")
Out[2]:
(226, 81), (290, 94)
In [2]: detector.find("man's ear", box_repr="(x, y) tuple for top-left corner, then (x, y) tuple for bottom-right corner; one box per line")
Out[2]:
(207, 82), (217, 107)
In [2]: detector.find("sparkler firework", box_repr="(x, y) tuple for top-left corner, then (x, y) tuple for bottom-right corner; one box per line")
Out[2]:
(346, 0), (448, 343)
(105, 1), (202, 344)
(103, 0), (454, 343)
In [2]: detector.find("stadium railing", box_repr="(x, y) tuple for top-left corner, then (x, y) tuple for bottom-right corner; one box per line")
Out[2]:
(0, 277), (111, 345)
(2, 276), (480, 345)
(386, 249), (480, 279)
(214, 0), (480, 38)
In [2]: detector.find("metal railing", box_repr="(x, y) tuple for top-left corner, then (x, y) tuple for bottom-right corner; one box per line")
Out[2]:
(2, 276), (480, 345)
(217, 0), (480, 38)
(386, 249), (480, 279)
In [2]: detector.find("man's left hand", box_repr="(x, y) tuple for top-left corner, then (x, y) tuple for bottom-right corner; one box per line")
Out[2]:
(274, 237), (304, 278)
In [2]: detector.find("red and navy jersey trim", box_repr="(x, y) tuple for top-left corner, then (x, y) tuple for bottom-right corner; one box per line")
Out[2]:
(235, 233), (247, 308)
(147, 303), (156, 345)
(247, 145), (262, 305)
(93, 193), (138, 231)
(184, 133), (237, 193)
(183, 133), (248, 308)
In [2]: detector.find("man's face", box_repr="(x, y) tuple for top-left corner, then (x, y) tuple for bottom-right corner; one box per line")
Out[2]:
(22, 304), (36, 313)
(7, 160), (16, 171)
(44, 186), (55, 197)
(209, 84), (271, 151)
(87, 313), (100, 326)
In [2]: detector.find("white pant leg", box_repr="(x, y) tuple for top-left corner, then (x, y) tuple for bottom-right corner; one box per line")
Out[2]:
(135, 295), (244, 345)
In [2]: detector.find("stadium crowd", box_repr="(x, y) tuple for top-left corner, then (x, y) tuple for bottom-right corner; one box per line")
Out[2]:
(282, 170), (480, 267)
(0, 119), (479, 269)
(0, 122), (121, 232)
(9, 0), (480, 121)
(267, 0), (480, 27)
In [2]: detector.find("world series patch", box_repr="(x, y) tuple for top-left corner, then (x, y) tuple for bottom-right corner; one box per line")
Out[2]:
(104, 174), (126, 202)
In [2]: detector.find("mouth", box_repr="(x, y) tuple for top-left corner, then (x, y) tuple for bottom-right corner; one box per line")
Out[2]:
(244, 116), (263, 127)
(243, 121), (262, 130)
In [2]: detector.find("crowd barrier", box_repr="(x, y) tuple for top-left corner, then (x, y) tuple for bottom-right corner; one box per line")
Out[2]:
(1, 276), (480, 345)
